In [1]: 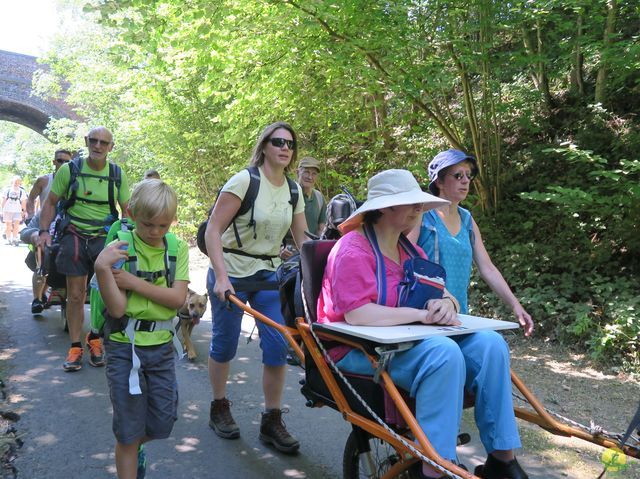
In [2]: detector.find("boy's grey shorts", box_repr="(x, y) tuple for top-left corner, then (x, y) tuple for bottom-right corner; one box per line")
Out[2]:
(105, 340), (178, 445)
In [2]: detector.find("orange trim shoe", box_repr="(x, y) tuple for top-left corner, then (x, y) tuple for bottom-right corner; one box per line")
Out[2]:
(86, 334), (105, 367)
(63, 347), (83, 372)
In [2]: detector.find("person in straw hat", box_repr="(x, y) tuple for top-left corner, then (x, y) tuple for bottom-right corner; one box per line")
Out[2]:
(317, 169), (529, 479)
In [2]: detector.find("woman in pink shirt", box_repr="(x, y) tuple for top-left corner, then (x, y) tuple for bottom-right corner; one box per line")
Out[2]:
(317, 169), (528, 479)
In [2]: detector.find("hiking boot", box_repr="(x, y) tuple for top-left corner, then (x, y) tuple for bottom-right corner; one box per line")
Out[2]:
(209, 398), (240, 439)
(63, 347), (83, 372)
(474, 455), (528, 479)
(86, 333), (105, 367)
(259, 408), (300, 454)
(31, 298), (44, 314)
(137, 444), (147, 479)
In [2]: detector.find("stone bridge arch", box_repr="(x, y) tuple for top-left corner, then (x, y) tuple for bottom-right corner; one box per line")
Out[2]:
(0, 49), (78, 136)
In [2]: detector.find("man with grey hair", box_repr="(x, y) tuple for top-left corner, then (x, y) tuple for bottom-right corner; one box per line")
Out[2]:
(38, 127), (131, 372)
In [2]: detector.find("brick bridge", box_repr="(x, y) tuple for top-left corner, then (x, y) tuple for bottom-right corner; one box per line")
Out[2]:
(0, 49), (78, 135)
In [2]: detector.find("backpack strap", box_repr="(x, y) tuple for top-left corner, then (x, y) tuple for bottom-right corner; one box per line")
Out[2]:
(363, 224), (419, 306)
(62, 158), (122, 229)
(286, 176), (299, 222)
(116, 229), (177, 288)
(230, 166), (261, 247)
(164, 232), (178, 287)
(107, 162), (122, 220)
(362, 223), (387, 305)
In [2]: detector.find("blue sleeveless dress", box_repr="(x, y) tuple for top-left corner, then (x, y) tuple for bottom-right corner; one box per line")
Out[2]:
(417, 207), (474, 313)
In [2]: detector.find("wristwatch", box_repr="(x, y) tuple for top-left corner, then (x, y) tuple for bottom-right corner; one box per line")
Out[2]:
(38, 229), (49, 235)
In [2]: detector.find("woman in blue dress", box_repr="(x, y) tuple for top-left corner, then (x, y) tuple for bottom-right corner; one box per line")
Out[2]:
(408, 149), (534, 477)
(411, 149), (534, 336)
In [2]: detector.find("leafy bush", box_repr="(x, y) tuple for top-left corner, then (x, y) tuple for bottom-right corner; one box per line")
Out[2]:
(470, 145), (639, 372)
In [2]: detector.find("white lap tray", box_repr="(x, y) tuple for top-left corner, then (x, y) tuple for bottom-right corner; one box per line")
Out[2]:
(313, 314), (519, 344)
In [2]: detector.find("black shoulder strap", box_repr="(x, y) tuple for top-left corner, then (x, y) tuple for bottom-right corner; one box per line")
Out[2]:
(231, 166), (261, 247)
(63, 157), (83, 211)
(237, 166), (261, 216)
(107, 162), (122, 220)
(286, 176), (299, 219)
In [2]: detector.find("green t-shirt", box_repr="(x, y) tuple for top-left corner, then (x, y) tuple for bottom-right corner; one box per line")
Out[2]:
(220, 167), (305, 277)
(303, 188), (326, 236)
(108, 231), (190, 346)
(51, 160), (130, 234)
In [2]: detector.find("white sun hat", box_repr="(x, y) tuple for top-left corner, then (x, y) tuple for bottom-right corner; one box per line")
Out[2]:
(339, 169), (449, 234)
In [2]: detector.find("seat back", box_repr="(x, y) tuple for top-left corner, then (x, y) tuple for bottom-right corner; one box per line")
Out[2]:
(300, 240), (336, 323)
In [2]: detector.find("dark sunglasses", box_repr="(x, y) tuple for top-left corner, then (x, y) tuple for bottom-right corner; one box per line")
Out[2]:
(449, 172), (476, 181)
(87, 137), (111, 147)
(54, 158), (70, 164)
(269, 137), (296, 149)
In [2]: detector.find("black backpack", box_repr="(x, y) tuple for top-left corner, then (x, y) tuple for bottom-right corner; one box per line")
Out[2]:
(196, 166), (299, 256)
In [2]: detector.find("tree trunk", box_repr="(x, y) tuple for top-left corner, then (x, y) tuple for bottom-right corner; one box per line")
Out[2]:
(570, 8), (585, 96)
(522, 23), (552, 110)
(595, 0), (617, 104)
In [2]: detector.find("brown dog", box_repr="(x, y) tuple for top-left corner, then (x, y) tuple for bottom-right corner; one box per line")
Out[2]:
(177, 289), (208, 361)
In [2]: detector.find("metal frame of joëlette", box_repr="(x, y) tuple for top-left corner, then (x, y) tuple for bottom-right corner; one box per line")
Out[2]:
(225, 293), (638, 479)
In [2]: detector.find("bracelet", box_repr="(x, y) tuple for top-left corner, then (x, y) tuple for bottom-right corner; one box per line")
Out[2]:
(38, 229), (49, 235)
(444, 296), (459, 313)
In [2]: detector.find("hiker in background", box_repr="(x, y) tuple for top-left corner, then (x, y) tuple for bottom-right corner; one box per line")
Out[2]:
(280, 156), (326, 260)
(38, 126), (131, 372)
(2, 176), (27, 246)
(95, 179), (189, 479)
(409, 149), (533, 336)
(26, 149), (72, 219)
(203, 121), (307, 454)
(143, 168), (161, 180)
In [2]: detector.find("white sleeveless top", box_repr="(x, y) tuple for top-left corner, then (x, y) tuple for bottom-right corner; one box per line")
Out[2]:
(39, 173), (54, 209)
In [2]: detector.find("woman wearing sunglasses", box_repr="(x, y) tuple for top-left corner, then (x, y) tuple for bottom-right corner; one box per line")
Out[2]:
(410, 149), (534, 336)
(203, 121), (308, 454)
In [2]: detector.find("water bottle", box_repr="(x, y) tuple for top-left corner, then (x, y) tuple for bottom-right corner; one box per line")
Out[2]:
(112, 243), (128, 270)
(89, 273), (99, 291)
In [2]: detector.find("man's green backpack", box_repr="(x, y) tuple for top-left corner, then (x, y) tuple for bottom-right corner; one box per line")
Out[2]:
(89, 218), (178, 337)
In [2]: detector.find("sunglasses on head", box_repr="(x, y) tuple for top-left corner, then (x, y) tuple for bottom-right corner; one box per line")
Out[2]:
(87, 137), (111, 147)
(449, 172), (476, 181)
(269, 137), (296, 149)
(54, 158), (70, 164)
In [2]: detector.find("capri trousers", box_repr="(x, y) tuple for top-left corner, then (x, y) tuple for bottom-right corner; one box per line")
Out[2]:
(207, 268), (288, 367)
(336, 330), (521, 460)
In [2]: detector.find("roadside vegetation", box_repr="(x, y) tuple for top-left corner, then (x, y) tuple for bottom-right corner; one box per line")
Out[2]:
(0, 0), (638, 372)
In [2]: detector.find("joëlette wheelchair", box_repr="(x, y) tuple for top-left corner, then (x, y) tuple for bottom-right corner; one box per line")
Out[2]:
(225, 240), (639, 479)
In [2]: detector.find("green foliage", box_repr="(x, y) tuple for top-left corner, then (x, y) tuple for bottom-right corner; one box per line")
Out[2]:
(5, 0), (637, 371)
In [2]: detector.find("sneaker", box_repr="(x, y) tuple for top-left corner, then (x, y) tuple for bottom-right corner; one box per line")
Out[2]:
(63, 347), (83, 372)
(86, 333), (105, 367)
(209, 398), (240, 439)
(137, 444), (146, 479)
(259, 408), (300, 454)
(31, 298), (44, 314)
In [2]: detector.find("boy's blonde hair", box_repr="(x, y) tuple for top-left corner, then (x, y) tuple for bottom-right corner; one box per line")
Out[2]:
(128, 179), (177, 220)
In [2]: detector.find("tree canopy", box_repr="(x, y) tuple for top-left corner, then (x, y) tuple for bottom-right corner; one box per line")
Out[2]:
(2, 0), (638, 371)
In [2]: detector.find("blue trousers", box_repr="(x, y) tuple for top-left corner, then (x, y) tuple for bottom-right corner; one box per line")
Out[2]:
(207, 268), (288, 366)
(336, 331), (521, 460)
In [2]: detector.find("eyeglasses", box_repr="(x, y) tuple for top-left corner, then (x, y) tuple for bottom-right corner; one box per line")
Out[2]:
(269, 137), (296, 149)
(448, 172), (476, 181)
(87, 137), (112, 147)
(54, 158), (70, 164)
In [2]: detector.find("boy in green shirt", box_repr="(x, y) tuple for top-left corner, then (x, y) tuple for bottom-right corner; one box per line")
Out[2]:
(95, 179), (189, 479)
